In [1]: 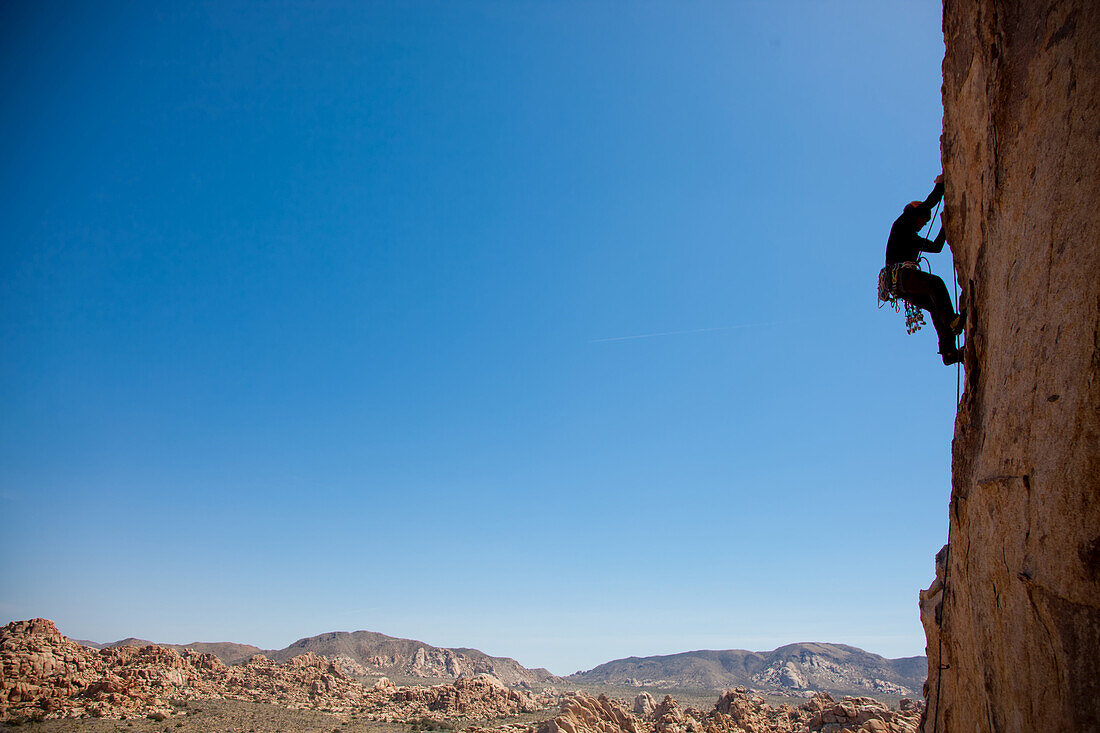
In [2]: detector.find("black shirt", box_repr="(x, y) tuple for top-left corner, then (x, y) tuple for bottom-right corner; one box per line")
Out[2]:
(885, 181), (946, 265)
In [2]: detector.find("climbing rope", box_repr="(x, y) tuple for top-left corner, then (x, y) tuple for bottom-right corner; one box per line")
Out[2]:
(923, 199), (942, 240)
(931, 511), (953, 733)
(954, 255), (961, 401)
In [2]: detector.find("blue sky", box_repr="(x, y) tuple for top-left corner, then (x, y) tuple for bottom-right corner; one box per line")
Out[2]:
(0, 2), (956, 675)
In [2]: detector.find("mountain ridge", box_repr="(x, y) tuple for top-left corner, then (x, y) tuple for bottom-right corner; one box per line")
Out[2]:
(568, 642), (925, 696)
(80, 628), (556, 686)
(77, 629), (925, 696)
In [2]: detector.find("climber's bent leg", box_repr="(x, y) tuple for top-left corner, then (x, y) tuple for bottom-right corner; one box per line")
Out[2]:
(897, 270), (959, 356)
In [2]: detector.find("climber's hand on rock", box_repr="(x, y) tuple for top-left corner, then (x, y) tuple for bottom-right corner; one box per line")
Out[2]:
(935, 174), (944, 184)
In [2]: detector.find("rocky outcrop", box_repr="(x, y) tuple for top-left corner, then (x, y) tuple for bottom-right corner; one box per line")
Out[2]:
(0, 619), (556, 723)
(799, 693), (921, 733)
(539, 694), (646, 733)
(711, 688), (793, 733)
(378, 673), (543, 720)
(534, 690), (919, 733)
(653, 695), (700, 733)
(0, 619), (362, 721)
(635, 692), (658, 718)
(225, 652), (365, 709)
(709, 688), (920, 733)
(925, 1), (1100, 731)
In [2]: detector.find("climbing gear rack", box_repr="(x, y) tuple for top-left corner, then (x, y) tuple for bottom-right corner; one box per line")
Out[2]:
(877, 262), (926, 334)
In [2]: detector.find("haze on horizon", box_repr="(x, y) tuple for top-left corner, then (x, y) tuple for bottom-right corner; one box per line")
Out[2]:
(1, 1), (953, 677)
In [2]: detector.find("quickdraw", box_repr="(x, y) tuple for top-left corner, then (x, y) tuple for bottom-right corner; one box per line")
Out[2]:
(877, 262), (926, 334)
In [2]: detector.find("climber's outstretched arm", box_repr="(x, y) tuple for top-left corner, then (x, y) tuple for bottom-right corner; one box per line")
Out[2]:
(920, 175), (945, 210)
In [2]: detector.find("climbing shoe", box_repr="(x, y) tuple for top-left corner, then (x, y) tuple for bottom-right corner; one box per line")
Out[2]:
(941, 348), (964, 366)
(949, 310), (967, 336)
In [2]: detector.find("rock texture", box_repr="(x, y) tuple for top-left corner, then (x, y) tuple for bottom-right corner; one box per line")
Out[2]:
(535, 690), (919, 733)
(376, 673), (544, 720)
(571, 646), (923, 697)
(925, 1), (1100, 731)
(635, 692), (658, 718)
(539, 694), (646, 733)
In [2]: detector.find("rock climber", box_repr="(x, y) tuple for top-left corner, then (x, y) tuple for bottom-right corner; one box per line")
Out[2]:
(879, 174), (965, 365)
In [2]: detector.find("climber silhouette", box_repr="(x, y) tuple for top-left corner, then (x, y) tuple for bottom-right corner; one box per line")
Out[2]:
(879, 174), (964, 365)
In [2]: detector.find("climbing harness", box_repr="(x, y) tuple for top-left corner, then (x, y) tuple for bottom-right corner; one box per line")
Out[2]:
(877, 262), (926, 334)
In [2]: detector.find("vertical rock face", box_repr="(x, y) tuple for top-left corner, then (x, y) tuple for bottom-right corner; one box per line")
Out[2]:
(925, 1), (1100, 731)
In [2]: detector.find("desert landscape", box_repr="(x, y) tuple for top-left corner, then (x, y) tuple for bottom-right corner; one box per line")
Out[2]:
(3, 0), (1096, 731)
(0, 619), (922, 732)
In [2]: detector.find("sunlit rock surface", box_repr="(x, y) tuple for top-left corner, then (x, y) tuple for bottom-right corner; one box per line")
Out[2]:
(923, 1), (1100, 730)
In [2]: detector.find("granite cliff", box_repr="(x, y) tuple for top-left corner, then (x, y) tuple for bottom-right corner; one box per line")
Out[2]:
(921, 1), (1099, 730)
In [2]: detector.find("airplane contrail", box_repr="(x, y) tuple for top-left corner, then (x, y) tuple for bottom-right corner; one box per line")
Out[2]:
(589, 322), (765, 343)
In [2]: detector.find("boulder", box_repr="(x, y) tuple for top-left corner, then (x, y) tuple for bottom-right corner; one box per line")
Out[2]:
(538, 694), (643, 733)
(633, 692), (656, 718)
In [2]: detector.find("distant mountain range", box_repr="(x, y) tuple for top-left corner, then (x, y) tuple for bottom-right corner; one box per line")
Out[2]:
(78, 631), (925, 696)
(567, 643), (926, 696)
(77, 638), (266, 666)
(78, 630), (556, 686)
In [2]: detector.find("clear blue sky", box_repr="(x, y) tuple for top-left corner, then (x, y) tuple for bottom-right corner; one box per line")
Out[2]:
(1, 2), (955, 675)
